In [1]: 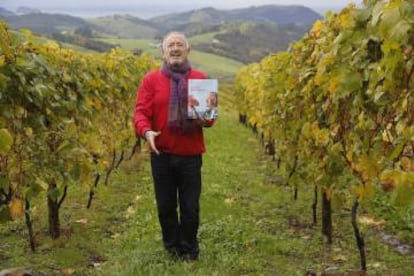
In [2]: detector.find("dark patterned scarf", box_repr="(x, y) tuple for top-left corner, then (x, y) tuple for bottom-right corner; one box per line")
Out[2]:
(161, 61), (199, 134)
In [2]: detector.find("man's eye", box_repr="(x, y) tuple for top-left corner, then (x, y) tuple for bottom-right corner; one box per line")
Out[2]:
(168, 43), (184, 48)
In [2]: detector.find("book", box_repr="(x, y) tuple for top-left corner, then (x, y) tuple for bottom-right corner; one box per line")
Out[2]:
(187, 79), (218, 120)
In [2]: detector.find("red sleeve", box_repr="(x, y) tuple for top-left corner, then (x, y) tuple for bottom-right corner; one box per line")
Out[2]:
(133, 73), (153, 137)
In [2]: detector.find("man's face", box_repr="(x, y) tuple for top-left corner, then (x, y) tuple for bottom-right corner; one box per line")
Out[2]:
(162, 34), (189, 67)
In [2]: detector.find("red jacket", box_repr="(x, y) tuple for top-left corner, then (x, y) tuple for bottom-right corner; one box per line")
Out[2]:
(134, 68), (214, 156)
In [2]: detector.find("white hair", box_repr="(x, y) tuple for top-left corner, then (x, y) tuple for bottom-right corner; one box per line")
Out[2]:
(162, 32), (190, 50)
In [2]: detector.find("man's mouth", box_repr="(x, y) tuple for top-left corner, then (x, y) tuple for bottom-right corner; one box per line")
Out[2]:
(169, 51), (181, 57)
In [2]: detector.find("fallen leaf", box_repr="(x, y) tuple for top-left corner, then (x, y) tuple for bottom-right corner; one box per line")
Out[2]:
(92, 262), (103, 268)
(332, 254), (347, 263)
(358, 216), (386, 227)
(224, 197), (234, 204)
(75, 218), (88, 224)
(60, 268), (75, 275)
(370, 262), (382, 268)
(127, 206), (135, 214)
(301, 235), (312, 240)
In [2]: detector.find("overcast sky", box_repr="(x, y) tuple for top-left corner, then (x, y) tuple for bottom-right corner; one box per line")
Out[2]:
(1, 0), (363, 18)
(0, 0), (363, 8)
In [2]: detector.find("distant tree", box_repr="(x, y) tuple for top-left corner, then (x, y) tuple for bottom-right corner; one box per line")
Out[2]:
(132, 49), (143, 56)
(74, 26), (93, 38)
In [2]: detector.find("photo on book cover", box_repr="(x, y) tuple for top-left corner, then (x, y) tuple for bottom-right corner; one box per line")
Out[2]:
(188, 79), (218, 120)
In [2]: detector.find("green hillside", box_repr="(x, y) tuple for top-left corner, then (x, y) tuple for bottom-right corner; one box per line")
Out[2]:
(189, 32), (222, 45)
(99, 38), (244, 78)
(87, 15), (160, 38)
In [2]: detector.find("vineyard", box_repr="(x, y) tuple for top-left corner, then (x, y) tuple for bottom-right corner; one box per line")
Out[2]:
(0, 21), (157, 250)
(1, 0), (414, 275)
(235, 0), (414, 272)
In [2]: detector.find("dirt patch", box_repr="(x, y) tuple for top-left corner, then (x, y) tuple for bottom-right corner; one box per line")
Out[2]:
(380, 233), (414, 262)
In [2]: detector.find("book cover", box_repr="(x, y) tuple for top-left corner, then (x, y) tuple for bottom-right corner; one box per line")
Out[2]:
(188, 79), (218, 120)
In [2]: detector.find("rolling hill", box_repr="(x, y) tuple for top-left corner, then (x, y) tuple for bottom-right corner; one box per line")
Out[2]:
(0, 4), (322, 63)
(149, 5), (321, 33)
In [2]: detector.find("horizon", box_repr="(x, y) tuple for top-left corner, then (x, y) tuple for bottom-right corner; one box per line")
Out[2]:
(0, 2), (361, 19)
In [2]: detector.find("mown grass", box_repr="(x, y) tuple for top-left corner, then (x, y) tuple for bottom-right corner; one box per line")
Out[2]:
(0, 153), (151, 274)
(188, 32), (222, 45)
(93, 108), (414, 275)
(1, 85), (413, 275)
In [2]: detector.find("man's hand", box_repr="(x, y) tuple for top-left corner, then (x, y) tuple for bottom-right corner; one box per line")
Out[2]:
(194, 117), (215, 128)
(144, 130), (161, 155)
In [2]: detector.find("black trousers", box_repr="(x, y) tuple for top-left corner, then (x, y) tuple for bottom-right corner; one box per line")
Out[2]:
(150, 153), (202, 258)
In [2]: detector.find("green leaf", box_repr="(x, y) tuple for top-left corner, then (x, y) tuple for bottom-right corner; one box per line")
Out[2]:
(371, 1), (385, 27)
(0, 205), (11, 223)
(70, 163), (81, 180)
(25, 182), (44, 199)
(391, 182), (414, 207)
(341, 71), (362, 93)
(0, 128), (13, 153)
(0, 172), (8, 190)
(389, 143), (405, 160)
(21, 28), (34, 44)
(389, 20), (411, 41)
(35, 178), (49, 191)
(379, 5), (401, 37)
(47, 186), (59, 202)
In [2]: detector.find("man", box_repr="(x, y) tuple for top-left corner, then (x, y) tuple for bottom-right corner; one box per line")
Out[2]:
(133, 32), (214, 261)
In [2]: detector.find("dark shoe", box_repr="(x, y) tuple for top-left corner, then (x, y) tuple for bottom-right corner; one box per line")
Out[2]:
(180, 253), (198, 262)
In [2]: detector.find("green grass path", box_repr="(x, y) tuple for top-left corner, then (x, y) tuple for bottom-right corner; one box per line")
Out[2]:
(95, 107), (414, 275)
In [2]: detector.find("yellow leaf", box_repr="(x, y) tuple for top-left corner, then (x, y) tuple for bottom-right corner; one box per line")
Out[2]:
(400, 157), (414, 172)
(311, 20), (324, 37)
(311, 121), (320, 136)
(314, 73), (324, 86)
(84, 96), (94, 108)
(328, 77), (339, 94)
(382, 129), (393, 142)
(0, 128), (13, 153)
(315, 128), (330, 146)
(9, 197), (25, 219)
(355, 155), (380, 181)
(301, 122), (312, 139)
(346, 150), (353, 162)
(339, 11), (353, 28)
(364, 182), (375, 199)
(24, 127), (33, 137)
